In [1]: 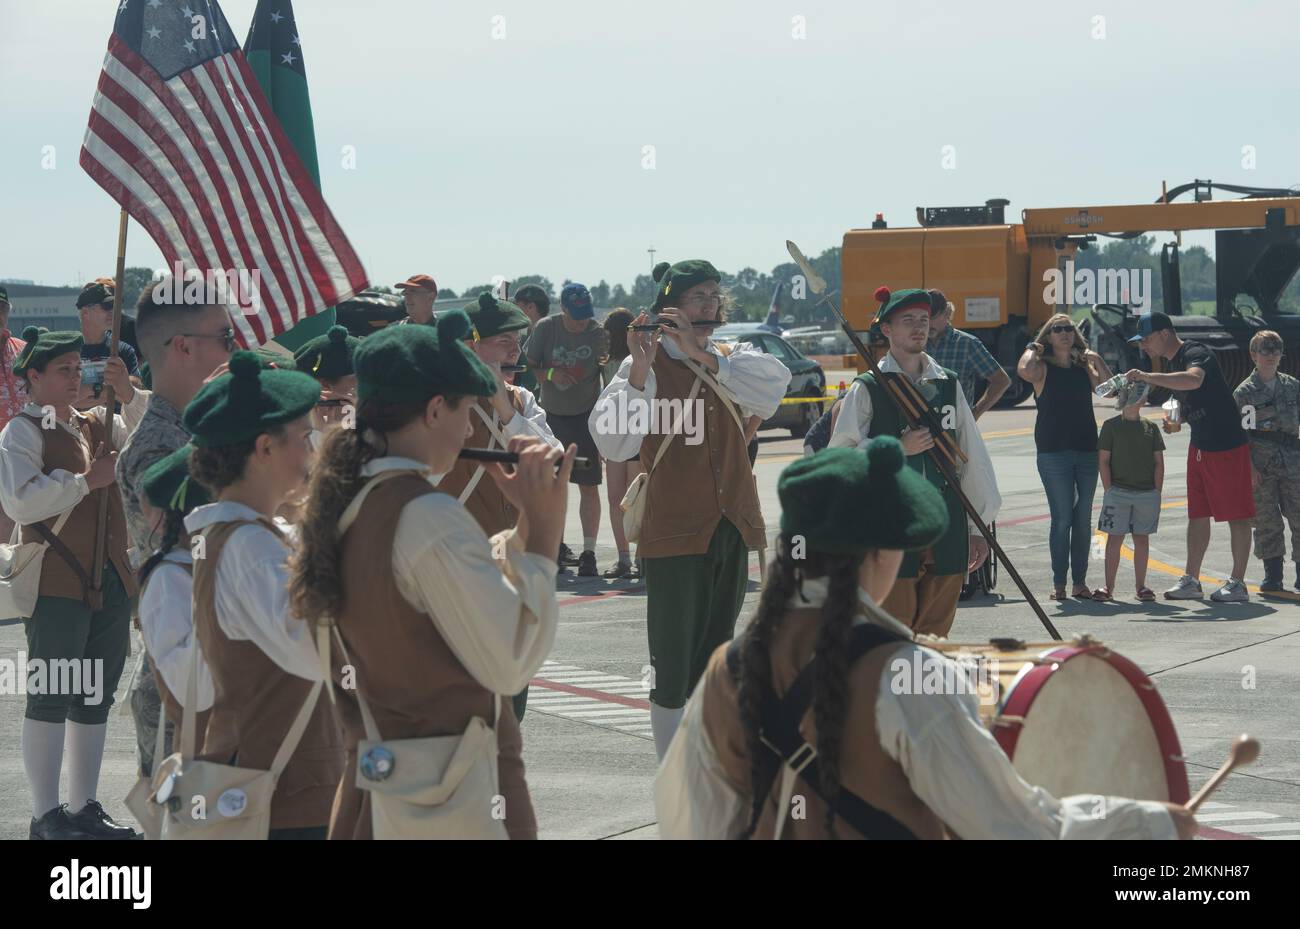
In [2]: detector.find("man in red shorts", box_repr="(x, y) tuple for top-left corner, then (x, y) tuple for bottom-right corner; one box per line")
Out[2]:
(1125, 312), (1254, 602)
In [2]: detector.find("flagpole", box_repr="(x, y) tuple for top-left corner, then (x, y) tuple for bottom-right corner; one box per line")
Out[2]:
(90, 209), (129, 602)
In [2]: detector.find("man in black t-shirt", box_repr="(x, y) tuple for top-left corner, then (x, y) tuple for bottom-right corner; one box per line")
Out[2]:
(75, 280), (142, 411)
(1125, 312), (1254, 603)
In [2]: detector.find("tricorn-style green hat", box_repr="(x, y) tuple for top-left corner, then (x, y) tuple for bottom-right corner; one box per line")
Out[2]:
(12, 327), (83, 378)
(293, 325), (359, 381)
(354, 308), (497, 406)
(651, 259), (722, 311)
(183, 350), (321, 447)
(465, 292), (530, 341)
(777, 439), (949, 556)
(140, 444), (212, 514)
(872, 286), (932, 326)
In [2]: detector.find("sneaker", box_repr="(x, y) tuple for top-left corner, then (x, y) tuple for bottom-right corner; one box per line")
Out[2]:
(1164, 575), (1204, 600)
(30, 804), (98, 840)
(67, 799), (142, 840)
(602, 561), (633, 579)
(1210, 579), (1249, 603)
(558, 543), (579, 567)
(577, 550), (598, 577)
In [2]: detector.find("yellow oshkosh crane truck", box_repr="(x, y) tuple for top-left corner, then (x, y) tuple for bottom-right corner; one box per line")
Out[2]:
(840, 181), (1300, 404)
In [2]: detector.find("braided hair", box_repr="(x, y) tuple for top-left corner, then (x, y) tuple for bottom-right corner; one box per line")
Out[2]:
(137, 508), (187, 590)
(736, 535), (865, 838)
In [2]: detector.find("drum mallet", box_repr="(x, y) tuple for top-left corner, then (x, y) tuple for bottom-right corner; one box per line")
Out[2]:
(1185, 734), (1261, 813)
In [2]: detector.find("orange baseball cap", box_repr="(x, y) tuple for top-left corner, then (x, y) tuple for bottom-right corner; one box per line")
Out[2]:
(394, 274), (438, 293)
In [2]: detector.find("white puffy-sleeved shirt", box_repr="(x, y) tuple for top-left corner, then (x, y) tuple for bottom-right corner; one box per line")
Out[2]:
(829, 351), (1000, 531)
(349, 457), (559, 696)
(588, 337), (791, 463)
(183, 501), (321, 682)
(495, 384), (562, 450)
(138, 549), (214, 712)
(0, 402), (133, 526)
(655, 578), (1178, 841)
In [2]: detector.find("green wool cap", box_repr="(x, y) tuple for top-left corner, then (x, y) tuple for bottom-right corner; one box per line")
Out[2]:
(183, 350), (321, 447)
(140, 444), (212, 515)
(354, 308), (497, 405)
(293, 325), (359, 381)
(777, 439), (949, 555)
(12, 327), (83, 378)
(651, 259), (721, 311)
(465, 292), (530, 340)
(251, 347), (296, 371)
(872, 287), (932, 326)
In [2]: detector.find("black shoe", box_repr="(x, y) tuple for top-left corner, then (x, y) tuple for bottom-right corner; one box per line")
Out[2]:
(1294, 564), (1300, 591)
(1261, 557), (1284, 592)
(558, 543), (579, 567)
(67, 800), (142, 840)
(602, 560), (633, 579)
(577, 550), (598, 577)
(30, 804), (98, 840)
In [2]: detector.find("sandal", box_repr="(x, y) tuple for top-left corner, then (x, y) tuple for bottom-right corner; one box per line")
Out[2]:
(1072, 585), (1094, 600)
(1049, 587), (1068, 601)
(1136, 587), (1156, 602)
(1092, 587), (1113, 602)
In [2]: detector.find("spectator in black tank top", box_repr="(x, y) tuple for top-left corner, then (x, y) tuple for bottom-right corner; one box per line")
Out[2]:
(1018, 313), (1113, 600)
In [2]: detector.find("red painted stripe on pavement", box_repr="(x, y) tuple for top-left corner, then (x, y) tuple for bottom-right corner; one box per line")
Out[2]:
(530, 678), (651, 710)
(1196, 824), (1259, 841)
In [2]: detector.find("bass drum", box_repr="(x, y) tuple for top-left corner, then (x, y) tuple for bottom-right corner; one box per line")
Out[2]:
(934, 636), (1189, 803)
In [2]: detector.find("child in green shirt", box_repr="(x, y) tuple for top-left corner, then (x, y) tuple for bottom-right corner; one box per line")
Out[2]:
(1095, 380), (1165, 601)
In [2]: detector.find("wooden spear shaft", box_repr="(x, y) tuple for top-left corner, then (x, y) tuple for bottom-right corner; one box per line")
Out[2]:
(89, 209), (128, 599)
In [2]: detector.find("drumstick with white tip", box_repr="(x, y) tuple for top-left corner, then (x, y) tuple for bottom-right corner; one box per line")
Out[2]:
(1185, 735), (1260, 813)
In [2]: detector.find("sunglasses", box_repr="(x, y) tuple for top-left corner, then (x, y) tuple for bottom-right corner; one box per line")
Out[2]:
(1049, 325), (1075, 335)
(165, 327), (237, 352)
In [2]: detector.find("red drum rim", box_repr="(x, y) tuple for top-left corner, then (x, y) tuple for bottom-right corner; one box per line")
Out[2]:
(994, 645), (1189, 804)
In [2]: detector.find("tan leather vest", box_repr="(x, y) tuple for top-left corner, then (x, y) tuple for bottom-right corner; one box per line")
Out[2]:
(18, 411), (136, 601)
(435, 390), (528, 537)
(328, 473), (536, 840)
(190, 518), (344, 831)
(637, 349), (765, 558)
(699, 607), (946, 840)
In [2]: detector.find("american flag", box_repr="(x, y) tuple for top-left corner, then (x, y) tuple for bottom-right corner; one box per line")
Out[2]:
(79, 0), (368, 347)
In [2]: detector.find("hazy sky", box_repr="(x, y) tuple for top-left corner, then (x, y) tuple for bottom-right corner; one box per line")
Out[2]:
(2, 0), (1295, 294)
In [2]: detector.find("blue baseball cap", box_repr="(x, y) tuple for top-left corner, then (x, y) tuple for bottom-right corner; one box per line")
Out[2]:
(560, 283), (594, 320)
(1128, 311), (1174, 343)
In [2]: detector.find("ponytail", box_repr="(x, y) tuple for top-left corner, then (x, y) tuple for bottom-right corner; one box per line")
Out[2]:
(287, 425), (378, 630)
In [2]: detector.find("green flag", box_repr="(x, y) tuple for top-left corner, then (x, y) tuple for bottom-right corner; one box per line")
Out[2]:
(244, 0), (334, 350)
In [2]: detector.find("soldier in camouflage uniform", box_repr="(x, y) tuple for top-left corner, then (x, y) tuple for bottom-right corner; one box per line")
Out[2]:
(1233, 331), (1300, 592)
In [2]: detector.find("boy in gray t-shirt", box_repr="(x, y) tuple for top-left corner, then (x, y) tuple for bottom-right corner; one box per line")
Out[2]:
(523, 283), (611, 576)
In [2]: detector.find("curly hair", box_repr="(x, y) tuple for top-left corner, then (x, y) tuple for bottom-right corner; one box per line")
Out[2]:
(287, 395), (463, 629)
(736, 536), (864, 838)
(188, 426), (286, 493)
